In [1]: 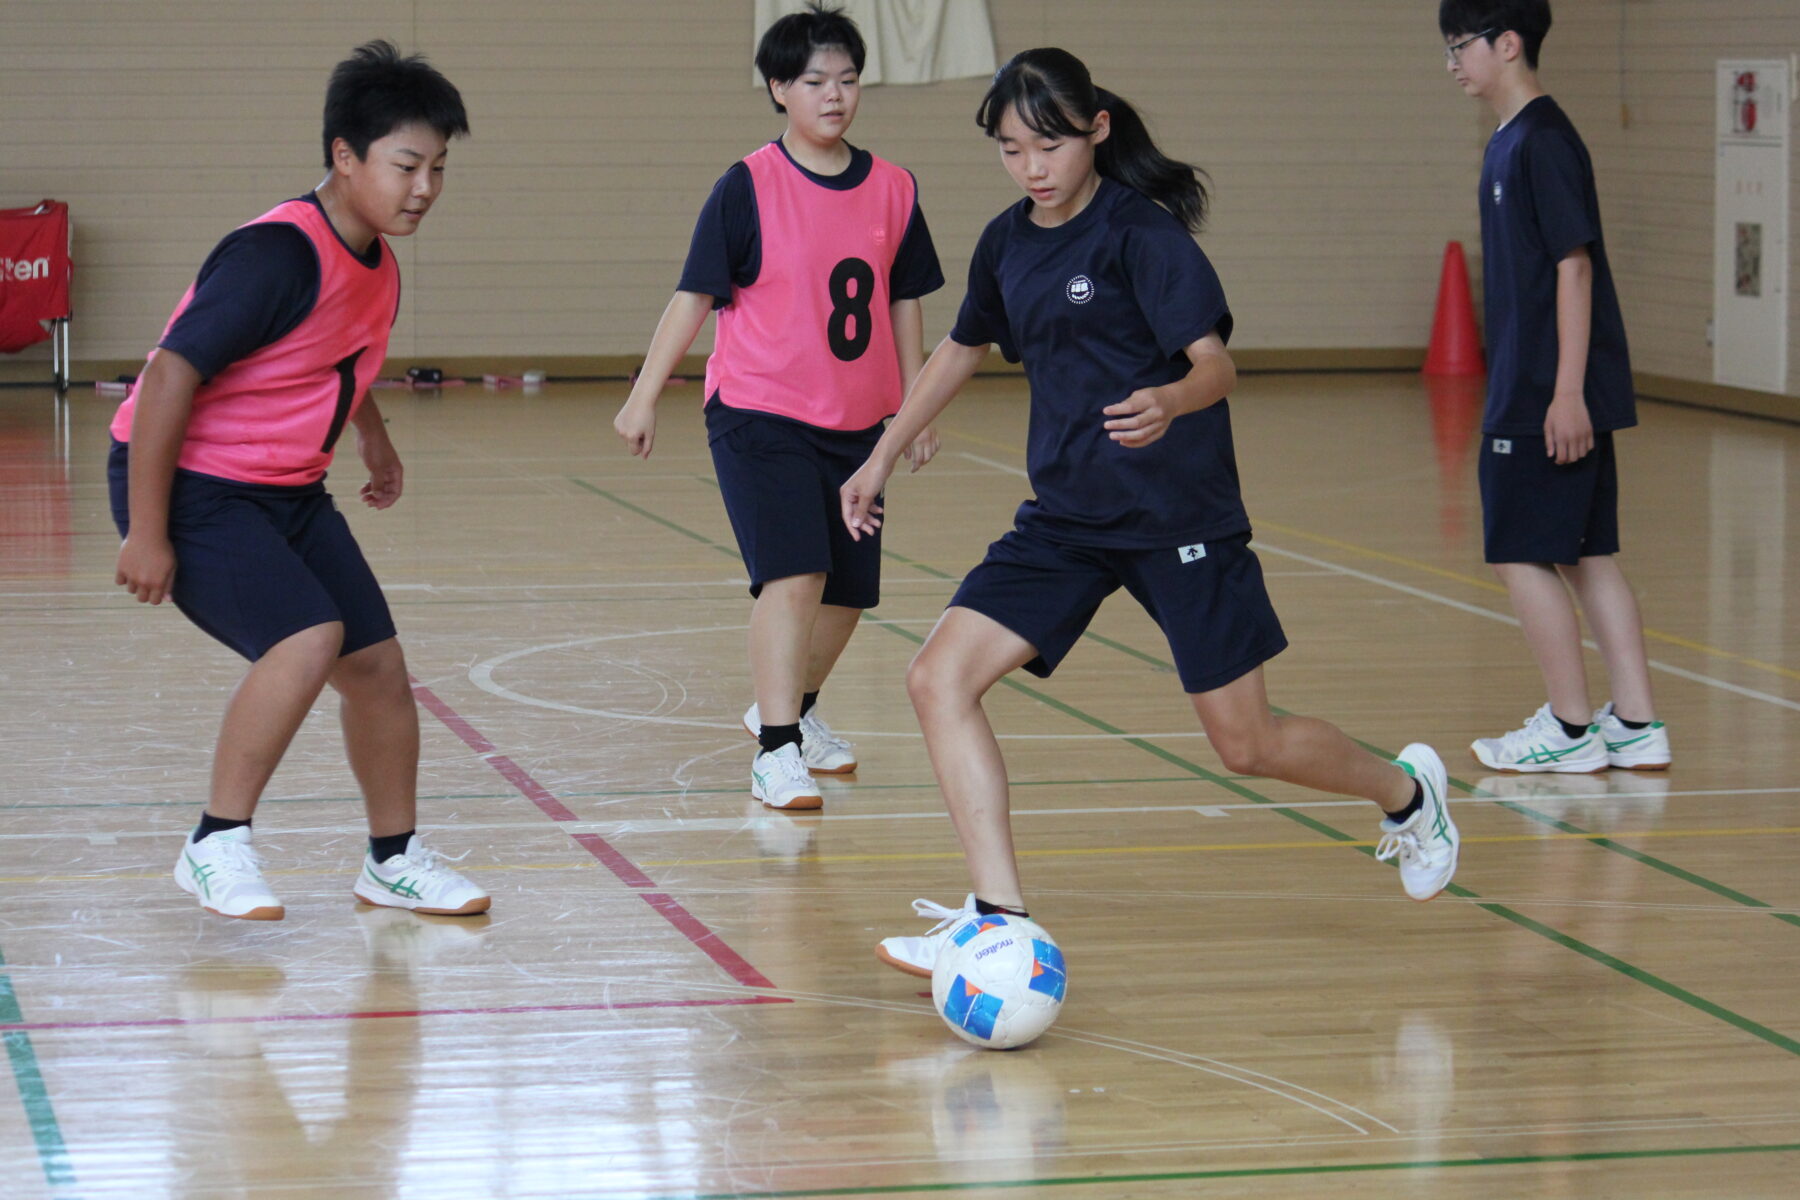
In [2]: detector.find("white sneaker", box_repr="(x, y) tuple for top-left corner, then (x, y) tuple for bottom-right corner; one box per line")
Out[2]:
(875, 894), (979, 978)
(743, 703), (858, 774)
(174, 826), (285, 921)
(750, 742), (823, 810)
(353, 835), (491, 915)
(1593, 702), (1672, 770)
(1470, 703), (1608, 773)
(1377, 745), (1460, 901)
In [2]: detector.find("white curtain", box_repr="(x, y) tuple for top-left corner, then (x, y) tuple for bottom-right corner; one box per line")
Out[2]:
(752, 1), (997, 87)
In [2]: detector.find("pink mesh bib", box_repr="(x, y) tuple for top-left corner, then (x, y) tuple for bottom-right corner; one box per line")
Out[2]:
(704, 144), (916, 430)
(112, 197), (399, 485)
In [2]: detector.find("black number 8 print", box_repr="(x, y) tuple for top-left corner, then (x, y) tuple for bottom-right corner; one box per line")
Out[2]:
(827, 257), (875, 362)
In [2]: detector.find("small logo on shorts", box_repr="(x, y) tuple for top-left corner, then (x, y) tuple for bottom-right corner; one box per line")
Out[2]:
(1066, 275), (1095, 304)
(1178, 543), (1207, 563)
(1492, 181), (1503, 205)
(1493, 438), (1513, 454)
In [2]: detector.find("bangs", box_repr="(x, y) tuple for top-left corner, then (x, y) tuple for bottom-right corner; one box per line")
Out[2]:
(978, 69), (1092, 140)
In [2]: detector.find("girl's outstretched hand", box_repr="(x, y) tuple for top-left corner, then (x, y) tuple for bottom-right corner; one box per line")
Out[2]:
(840, 459), (890, 541)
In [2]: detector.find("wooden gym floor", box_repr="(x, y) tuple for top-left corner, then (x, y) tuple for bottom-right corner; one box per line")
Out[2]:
(0, 372), (1796, 1198)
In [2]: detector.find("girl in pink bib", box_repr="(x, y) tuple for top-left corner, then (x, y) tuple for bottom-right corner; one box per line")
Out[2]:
(614, 4), (945, 811)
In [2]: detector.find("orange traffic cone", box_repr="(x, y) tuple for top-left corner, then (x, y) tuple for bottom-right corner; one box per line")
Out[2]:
(1422, 241), (1485, 377)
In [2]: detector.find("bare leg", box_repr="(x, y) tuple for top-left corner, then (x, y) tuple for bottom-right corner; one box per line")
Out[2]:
(1560, 556), (1655, 721)
(749, 572), (826, 725)
(1190, 667), (1415, 813)
(329, 637), (418, 839)
(906, 608), (1038, 909)
(806, 604), (862, 693)
(207, 622), (344, 821)
(1492, 560), (1592, 724)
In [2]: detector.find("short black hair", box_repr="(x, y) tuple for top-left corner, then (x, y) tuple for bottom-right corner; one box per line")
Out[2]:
(754, 2), (866, 113)
(322, 40), (470, 168)
(1438, 0), (1552, 70)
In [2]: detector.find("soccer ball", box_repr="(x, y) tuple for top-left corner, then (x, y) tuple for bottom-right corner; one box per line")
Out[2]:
(931, 914), (1067, 1050)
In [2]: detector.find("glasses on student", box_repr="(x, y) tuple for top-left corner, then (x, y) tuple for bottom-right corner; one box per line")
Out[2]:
(1444, 29), (1495, 64)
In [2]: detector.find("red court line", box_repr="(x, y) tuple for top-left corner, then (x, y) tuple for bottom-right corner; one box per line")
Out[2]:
(0, 994), (789, 1034)
(409, 678), (778, 990)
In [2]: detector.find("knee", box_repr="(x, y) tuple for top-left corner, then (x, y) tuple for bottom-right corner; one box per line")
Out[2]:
(758, 573), (826, 609)
(906, 648), (966, 716)
(331, 637), (408, 697)
(266, 622), (345, 674)
(1209, 726), (1271, 777)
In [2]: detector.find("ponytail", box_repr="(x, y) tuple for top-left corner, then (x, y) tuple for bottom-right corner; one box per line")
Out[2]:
(976, 48), (1210, 232)
(1092, 88), (1208, 232)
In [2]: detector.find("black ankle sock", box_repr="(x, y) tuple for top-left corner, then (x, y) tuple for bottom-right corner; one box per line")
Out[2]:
(975, 897), (1030, 919)
(1553, 714), (1591, 740)
(758, 723), (802, 755)
(369, 830), (415, 863)
(1388, 780), (1424, 826)
(800, 691), (820, 718)
(192, 813), (251, 843)
(1614, 715), (1651, 730)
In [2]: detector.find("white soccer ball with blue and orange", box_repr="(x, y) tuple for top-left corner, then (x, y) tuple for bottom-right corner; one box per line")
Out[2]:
(930, 913), (1067, 1049)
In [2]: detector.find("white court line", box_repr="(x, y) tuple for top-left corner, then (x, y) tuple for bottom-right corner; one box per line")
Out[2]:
(466, 623), (1209, 738)
(31, 786), (1799, 842)
(1253, 542), (1800, 714)
(958, 451), (1800, 713)
(958, 451), (1028, 477)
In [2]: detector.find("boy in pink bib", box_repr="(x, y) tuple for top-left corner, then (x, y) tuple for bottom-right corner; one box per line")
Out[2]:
(614, 4), (944, 811)
(111, 42), (488, 922)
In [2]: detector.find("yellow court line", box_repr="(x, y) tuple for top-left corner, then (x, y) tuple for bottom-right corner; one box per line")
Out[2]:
(637, 825), (1800, 868)
(10, 826), (1797, 885)
(941, 423), (1800, 684)
(1256, 518), (1509, 595)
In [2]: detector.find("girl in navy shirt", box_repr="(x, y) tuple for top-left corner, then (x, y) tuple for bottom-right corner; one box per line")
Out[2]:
(841, 49), (1461, 975)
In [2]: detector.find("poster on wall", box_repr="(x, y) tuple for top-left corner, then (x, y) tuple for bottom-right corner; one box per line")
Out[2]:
(1714, 60), (1790, 393)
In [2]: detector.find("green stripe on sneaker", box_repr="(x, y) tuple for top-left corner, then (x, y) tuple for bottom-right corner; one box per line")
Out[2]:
(363, 865), (423, 900)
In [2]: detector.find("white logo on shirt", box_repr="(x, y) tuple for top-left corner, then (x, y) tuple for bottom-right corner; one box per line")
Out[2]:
(1178, 543), (1207, 563)
(1492, 181), (1504, 204)
(1065, 275), (1095, 304)
(1493, 438), (1513, 454)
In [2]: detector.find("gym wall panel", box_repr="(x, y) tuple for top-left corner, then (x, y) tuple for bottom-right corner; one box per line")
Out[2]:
(8, 0), (1791, 402)
(0, 0), (1480, 368)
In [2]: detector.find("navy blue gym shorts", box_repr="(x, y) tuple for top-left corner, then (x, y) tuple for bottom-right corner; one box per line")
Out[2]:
(949, 526), (1289, 695)
(1479, 431), (1620, 565)
(108, 441), (396, 661)
(706, 405), (883, 609)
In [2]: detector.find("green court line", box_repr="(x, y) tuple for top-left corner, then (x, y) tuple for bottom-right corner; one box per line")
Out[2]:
(864, 613), (1800, 1058)
(1084, 627), (1800, 930)
(0, 948), (76, 1190)
(576, 483), (1800, 1056)
(1477, 794), (1800, 929)
(568, 477), (741, 561)
(1458, 890), (1800, 1054)
(652, 1142), (1800, 1200)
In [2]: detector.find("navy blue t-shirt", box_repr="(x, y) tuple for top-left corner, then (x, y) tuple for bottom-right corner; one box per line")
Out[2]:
(950, 179), (1241, 548)
(678, 140), (944, 307)
(159, 193), (385, 382)
(1479, 96), (1635, 435)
